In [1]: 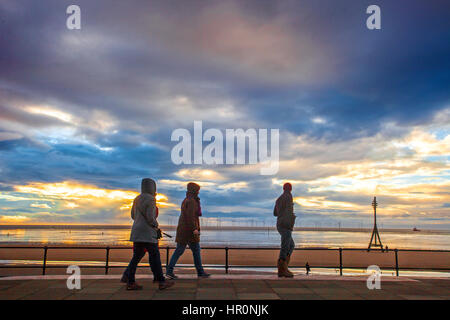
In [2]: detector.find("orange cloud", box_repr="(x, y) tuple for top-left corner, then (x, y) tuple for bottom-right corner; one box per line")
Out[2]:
(10, 181), (175, 222)
(0, 215), (30, 223)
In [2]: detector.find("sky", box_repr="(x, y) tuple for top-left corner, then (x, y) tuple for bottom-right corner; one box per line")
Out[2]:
(0, 0), (449, 229)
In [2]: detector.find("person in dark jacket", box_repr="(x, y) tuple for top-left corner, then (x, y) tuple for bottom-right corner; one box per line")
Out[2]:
(121, 178), (174, 290)
(166, 182), (210, 279)
(273, 183), (296, 277)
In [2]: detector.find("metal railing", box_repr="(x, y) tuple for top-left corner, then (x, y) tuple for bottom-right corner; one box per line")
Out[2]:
(0, 246), (449, 277)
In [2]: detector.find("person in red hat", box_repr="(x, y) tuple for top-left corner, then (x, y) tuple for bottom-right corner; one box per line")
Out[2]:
(273, 182), (296, 277)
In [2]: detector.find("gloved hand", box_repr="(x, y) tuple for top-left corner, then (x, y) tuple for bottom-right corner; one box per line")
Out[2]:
(157, 228), (163, 239)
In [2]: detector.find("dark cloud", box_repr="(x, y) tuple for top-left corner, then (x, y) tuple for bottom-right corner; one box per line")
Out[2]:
(0, 0), (449, 227)
(1, 1), (449, 140)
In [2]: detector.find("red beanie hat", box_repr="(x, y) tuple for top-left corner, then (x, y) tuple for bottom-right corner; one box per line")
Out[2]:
(283, 183), (292, 192)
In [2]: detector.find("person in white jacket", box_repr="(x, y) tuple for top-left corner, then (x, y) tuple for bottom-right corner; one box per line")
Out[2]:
(121, 178), (174, 290)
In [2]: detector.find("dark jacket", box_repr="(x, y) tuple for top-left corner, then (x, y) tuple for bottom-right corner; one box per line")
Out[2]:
(273, 191), (296, 230)
(175, 197), (201, 245)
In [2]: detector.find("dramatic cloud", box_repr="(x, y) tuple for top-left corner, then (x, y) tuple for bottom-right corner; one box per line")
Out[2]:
(0, 0), (449, 228)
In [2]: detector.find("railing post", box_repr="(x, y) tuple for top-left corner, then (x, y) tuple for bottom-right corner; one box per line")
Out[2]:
(225, 247), (229, 274)
(394, 249), (399, 277)
(166, 247), (169, 269)
(42, 246), (48, 275)
(105, 247), (110, 275)
(339, 248), (343, 276)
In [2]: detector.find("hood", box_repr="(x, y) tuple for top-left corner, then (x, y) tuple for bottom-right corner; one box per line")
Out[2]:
(283, 183), (292, 192)
(187, 182), (200, 194)
(141, 178), (156, 195)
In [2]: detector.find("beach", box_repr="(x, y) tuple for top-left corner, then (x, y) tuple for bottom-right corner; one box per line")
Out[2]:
(1, 225), (449, 277)
(1, 243), (449, 277)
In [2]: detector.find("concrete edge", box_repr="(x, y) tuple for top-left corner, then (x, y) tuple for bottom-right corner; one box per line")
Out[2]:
(0, 273), (426, 282)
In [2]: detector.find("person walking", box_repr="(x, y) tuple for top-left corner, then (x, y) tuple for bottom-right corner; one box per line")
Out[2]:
(121, 178), (174, 290)
(166, 182), (210, 279)
(274, 182), (296, 277)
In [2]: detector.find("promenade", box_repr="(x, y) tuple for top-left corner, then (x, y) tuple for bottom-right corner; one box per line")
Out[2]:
(0, 274), (449, 300)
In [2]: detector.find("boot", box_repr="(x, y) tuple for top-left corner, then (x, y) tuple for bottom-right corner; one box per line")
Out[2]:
(159, 280), (175, 290)
(126, 282), (143, 290)
(277, 259), (293, 278)
(285, 255), (294, 277)
(120, 273), (128, 283)
(198, 272), (211, 278)
(277, 258), (283, 277)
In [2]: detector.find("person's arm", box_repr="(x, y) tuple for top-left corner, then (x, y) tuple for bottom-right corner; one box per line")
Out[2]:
(287, 198), (294, 216)
(193, 207), (200, 236)
(274, 196), (280, 216)
(275, 196), (286, 217)
(130, 199), (136, 220)
(288, 194), (295, 216)
(194, 212), (200, 233)
(145, 200), (159, 228)
(185, 200), (199, 233)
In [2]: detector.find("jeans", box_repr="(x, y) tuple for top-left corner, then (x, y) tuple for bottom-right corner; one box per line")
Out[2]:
(277, 226), (295, 260)
(123, 242), (165, 284)
(167, 242), (205, 275)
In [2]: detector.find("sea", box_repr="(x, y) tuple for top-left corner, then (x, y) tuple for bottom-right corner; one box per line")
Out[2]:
(0, 226), (449, 250)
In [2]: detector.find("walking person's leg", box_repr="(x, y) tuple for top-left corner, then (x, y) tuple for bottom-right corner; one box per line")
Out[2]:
(189, 242), (210, 278)
(278, 227), (290, 260)
(126, 242), (146, 289)
(289, 236), (295, 257)
(166, 243), (187, 279)
(121, 248), (145, 283)
(285, 235), (295, 276)
(277, 227), (294, 278)
(146, 243), (174, 290)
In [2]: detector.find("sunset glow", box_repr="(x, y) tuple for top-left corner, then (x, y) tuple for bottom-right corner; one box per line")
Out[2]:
(0, 181), (173, 224)
(0, 1), (448, 229)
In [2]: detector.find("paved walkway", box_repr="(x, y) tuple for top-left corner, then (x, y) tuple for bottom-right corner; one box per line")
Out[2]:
(0, 274), (449, 300)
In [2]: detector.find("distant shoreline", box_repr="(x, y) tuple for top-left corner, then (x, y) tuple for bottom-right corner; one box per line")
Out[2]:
(0, 224), (449, 235)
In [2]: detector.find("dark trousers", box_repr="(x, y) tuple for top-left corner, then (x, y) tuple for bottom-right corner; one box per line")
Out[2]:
(123, 242), (165, 284)
(277, 226), (295, 260)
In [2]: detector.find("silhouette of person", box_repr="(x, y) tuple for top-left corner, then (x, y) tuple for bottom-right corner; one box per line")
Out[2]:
(274, 183), (296, 277)
(121, 178), (174, 290)
(166, 182), (210, 279)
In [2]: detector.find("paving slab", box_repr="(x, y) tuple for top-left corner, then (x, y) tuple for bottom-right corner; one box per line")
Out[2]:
(196, 292), (237, 300)
(152, 292), (195, 300)
(237, 292), (280, 300)
(278, 293), (323, 300)
(20, 288), (74, 300)
(272, 287), (315, 294)
(398, 295), (445, 300)
(0, 274), (448, 300)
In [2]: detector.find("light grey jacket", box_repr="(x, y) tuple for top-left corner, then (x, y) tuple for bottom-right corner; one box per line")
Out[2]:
(129, 179), (159, 243)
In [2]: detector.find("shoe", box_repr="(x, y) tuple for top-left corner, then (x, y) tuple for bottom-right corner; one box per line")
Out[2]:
(166, 273), (178, 280)
(120, 274), (128, 283)
(285, 255), (294, 277)
(158, 280), (175, 290)
(197, 272), (211, 278)
(277, 259), (283, 277)
(126, 282), (143, 290)
(277, 259), (293, 278)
